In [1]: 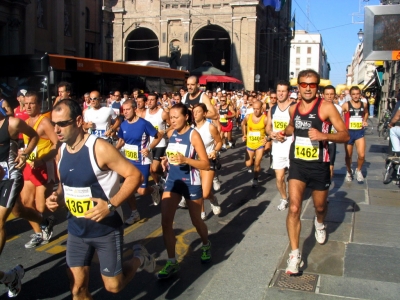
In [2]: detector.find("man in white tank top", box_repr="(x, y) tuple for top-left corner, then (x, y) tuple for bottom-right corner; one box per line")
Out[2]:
(266, 80), (293, 211)
(144, 93), (170, 187)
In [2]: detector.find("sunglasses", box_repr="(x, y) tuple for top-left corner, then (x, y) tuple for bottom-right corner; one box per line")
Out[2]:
(299, 82), (318, 88)
(51, 119), (74, 127)
(90, 97), (99, 101)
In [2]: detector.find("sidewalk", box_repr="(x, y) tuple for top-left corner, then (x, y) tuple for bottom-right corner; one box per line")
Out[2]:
(198, 127), (400, 299)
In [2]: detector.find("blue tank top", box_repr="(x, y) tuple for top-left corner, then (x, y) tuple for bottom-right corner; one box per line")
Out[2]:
(165, 127), (201, 186)
(58, 135), (123, 238)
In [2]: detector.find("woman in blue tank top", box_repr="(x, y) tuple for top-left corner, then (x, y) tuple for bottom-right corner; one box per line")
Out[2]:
(157, 103), (212, 279)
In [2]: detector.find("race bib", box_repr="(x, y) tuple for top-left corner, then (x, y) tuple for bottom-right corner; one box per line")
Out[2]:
(220, 116), (227, 123)
(349, 117), (363, 130)
(248, 131), (261, 142)
(124, 144), (139, 161)
(166, 143), (188, 165)
(1, 162), (9, 180)
(294, 136), (319, 161)
(112, 108), (120, 116)
(64, 185), (94, 218)
(92, 129), (106, 137)
(273, 119), (289, 131)
(25, 145), (37, 163)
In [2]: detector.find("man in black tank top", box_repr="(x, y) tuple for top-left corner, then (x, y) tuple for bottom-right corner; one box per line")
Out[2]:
(183, 76), (217, 120)
(282, 69), (349, 275)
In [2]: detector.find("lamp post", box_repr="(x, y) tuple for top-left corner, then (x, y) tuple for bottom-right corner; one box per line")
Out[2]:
(357, 29), (364, 46)
(105, 24), (114, 61)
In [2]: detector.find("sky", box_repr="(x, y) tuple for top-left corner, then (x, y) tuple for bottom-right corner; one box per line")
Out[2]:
(291, 0), (381, 86)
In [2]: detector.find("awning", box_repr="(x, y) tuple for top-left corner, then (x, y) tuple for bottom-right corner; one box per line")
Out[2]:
(363, 76), (376, 90)
(198, 75), (243, 85)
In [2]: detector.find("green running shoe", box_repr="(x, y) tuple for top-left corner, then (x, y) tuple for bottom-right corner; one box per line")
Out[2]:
(157, 260), (180, 279)
(201, 241), (212, 263)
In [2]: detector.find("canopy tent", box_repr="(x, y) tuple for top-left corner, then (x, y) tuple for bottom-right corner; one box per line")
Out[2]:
(198, 75), (243, 85)
(190, 65), (226, 76)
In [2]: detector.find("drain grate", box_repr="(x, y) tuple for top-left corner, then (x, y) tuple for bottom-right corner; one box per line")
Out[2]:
(272, 270), (319, 292)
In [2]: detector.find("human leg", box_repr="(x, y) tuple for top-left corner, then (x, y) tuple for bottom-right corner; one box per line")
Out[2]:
(160, 192), (181, 259)
(390, 126), (400, 153)
(354, 137), (366, 182)
(287, 179), (306, 251)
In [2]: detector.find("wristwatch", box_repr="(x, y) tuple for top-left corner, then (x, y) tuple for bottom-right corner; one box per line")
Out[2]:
(107, 200), (116, 212)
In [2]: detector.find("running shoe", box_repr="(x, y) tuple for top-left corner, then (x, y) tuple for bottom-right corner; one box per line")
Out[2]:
(41, 215), (55, 244)
(125, 210), (140, 225)
(248, 168), (253, 173)
(178, 197), (187, 208)
(24, 233), (43, 249)
(251, 178), (259, 188)
(201, 212), (207, 220)
(133, 244), (155, 272)
(157, 260), (180, 279)
(151, 184), (161, 206)
(210, 196), (221, 215)
(212, 176), (221, 191)
(4, 265), (24, 298)
(200, 241), (212, 263)
(315, 217), (327, 244)
(285, 253), (304, 275)
(345, 171), (353, 182)
(277, 199), (288, 211)
(355, 169), (364, 183)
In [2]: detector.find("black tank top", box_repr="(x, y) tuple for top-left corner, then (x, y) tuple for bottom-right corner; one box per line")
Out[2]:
(183, 92), (203, 108)
(219, 105), (229, 125)
(289, 98), (330, 162)
(346, 101), (365, 130)
(0, 117), (10, 162)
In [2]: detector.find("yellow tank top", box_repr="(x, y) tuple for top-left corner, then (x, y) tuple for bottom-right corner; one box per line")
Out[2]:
(23, 114), (53, 162)
(246, 113), (266, 150)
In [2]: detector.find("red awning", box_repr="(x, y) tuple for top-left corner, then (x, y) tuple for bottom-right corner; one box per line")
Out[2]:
(198, 75), (243, 85)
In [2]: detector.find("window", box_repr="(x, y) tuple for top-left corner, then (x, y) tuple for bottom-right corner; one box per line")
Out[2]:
(307, 58), (311, 65)
(307, 47), (311, 54)
(85, 7), (90, 29)
(296, 47), (300, 54)
(296, 58), (300, 65)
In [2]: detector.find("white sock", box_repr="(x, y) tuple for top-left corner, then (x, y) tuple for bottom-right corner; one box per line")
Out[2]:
(315, 218), (324, 230)
(290, 249), (300, 256)
(168, 258), (177, 264)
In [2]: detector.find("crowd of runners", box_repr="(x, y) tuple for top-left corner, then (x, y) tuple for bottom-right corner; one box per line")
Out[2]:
(2, 68), (382, 298)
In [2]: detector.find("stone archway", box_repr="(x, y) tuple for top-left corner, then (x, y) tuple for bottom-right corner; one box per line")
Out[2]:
(192, 25), (231, 72)
(125, 28), (159, 61)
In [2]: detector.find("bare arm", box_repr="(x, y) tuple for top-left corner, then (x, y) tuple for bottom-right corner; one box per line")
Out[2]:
(208, 123), (222, 160)
(173, 129), (210, 170)
(36, 117), (60, 164)
(2, 100), (13, 116)
(308, 101), (349, 143)
(201, 94), (218, 120)
(9, 117), (39, 168)
(84, 139), (143, 221)
(241, 115), (249, 140)
(283, 105), (296, 136)
(389, 109), (400, 127)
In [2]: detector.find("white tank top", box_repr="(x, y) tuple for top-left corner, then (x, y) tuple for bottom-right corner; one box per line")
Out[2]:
(194, 122), (215, 155)
(271, 104), (293, 157)
(144, 108), (167, 147)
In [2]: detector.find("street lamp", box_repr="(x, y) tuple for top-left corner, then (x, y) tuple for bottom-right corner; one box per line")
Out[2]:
(357, 29), (364, 44)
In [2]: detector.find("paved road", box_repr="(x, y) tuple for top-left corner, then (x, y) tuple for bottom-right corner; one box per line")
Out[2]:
(0, 129), (278, 299)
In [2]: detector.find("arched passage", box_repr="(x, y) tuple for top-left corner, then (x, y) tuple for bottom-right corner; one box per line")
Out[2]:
(192, 25), (231, 72)
(125, 28), (159, 61)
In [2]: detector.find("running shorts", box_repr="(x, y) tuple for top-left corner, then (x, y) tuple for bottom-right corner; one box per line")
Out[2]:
(288, 159), (331, 190)
(66, 228), (123, 277)
(328, 143), (336, 166)
(151, 147), (166, 161)
(23, 160), (57, 186)
(347, 129), (365, 145)
(164, 179), (203, 200)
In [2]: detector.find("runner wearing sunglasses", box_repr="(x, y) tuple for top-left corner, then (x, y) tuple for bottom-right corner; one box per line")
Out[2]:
(282, 69), (349, 275)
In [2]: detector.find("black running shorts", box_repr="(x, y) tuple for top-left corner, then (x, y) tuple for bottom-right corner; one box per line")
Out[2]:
(288, 159), (331, 190)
